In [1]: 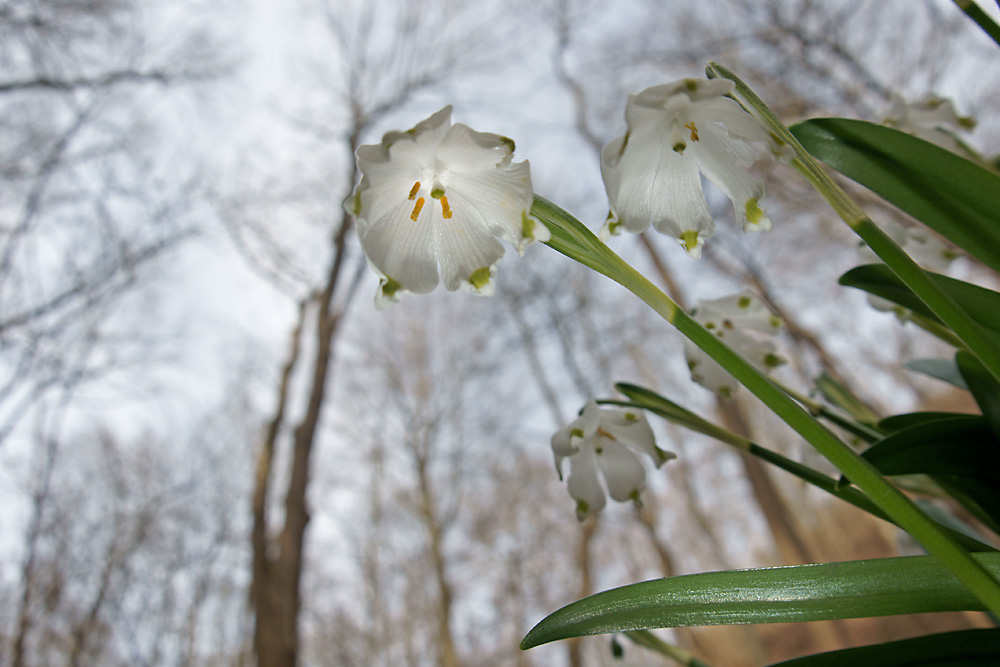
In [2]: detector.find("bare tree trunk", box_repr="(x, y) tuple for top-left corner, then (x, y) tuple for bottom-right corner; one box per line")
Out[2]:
(252, 193), (356, 665)
(415, 452), (460, 667)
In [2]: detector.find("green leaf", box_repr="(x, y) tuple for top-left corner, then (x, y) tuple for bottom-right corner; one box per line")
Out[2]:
(767, 628), (1000, 667)
(839, 264), (1000, 338)
(520, 554), (1000, 649)
(879, 411), (974, 431)
(791, 119), (1000, 274)
(903, 359), (969, 390)
(957, 350), (1000, 441)
(860, 415), (1000, 481)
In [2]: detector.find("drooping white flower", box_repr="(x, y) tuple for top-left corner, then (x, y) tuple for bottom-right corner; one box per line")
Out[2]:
(551, 400), (675, 520)
(686, 292), (784, 397)
(883, 93), (976, 155)
(601, 78), (772, 259)
(346, 106), (548, 308)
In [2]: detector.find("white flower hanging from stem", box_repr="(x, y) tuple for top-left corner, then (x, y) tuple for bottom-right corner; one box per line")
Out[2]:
(346, 106), (548, 308)
(601, 78), (772, 258)
(551, 400), (675, 520)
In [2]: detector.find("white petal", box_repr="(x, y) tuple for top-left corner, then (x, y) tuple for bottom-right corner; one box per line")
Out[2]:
(566, 446), (606, 520)
(595, 440), (646, 503)
(691, 124), (769, 232)
(356, 198), (440, 295)
(431, 199), (506, 292)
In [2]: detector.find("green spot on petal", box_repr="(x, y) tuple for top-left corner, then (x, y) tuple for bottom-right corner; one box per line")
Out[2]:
(499, 136), (515, 153)
(745, 197), (765, 224)
(469, 266), (492, 290)
(684, 78), (698, 92)
(575, 499), (590, 518)
(570, 428), (584, 439)
(672, 141), (686, 154)
(738, 296), (752, 309)
(681, 230), (700, 253)
(764, 353), (784, 369)
(352, 193), (362, 216)
(521, 211), (535, 239)
(624, 412), (638, 422)
(769, 315), (783, 329)
(381, 276), (402, 299)
(430, 188), (445, 199)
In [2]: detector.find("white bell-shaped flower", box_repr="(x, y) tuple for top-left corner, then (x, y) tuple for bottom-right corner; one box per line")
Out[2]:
(601, 78), (772, 258)
(551, 400), (675, 520)
(686, 292), (784, 397)
(346, 106), (548, 308)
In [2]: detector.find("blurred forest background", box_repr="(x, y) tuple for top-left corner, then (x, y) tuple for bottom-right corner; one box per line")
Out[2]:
(2, 0), (999, 665)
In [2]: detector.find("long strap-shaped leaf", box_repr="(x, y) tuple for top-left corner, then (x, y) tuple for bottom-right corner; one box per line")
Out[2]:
(520, 553), (1000, 649)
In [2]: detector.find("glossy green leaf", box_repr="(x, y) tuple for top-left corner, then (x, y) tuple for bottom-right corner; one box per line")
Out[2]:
(860, 415), (1000, 481)
(957, 350), (1000, 440)
(520, 554), (999, 649)
(839, 264), (1000, 338)
(768, 628), (1000, 667)
(791, 119), (1000, 274)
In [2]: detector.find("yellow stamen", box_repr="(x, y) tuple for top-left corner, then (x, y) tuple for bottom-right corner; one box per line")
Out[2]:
(410, 197), (425, 221)
(596, 426), (617, 440)
(408, 182), (421, 200)
(440, 195), (453, 219)
(685, 122), (699, 141)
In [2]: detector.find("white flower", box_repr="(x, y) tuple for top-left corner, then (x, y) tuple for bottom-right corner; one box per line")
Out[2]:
(686, 292), (784, 397)
(346, 106), (548, 309)
(601, 78), (772, 259)
(883, 93), (975, 155)
(551, 400), (675, 520)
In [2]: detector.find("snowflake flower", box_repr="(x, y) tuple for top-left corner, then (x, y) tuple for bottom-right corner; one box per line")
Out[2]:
(686, 292), (784, 397)
(346, 106), (548, 308)
(883, 93), (976, 155)
(551, 400), (675, 520)
(601, 78), (772, 258)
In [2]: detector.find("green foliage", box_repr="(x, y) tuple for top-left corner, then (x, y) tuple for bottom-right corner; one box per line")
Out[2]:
(521, 554), (1000, 649)
(791, 119), (1000, 274)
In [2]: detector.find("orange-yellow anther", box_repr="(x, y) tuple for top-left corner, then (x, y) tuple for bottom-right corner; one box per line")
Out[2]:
(596, 426), (617, 440)
(685, 122), (700, 141)
(408, 181), (421, 200)
(410, 197), (425, 221)
(440, 195), (453, 219)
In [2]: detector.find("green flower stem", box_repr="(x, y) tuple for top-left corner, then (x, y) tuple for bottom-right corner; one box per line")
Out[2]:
(532, 194), (1000, 616)
(706, 61), (1000, 388)
(624, 630), (712, 667)
(952, 0), (1000, 48)
(774, 381), (884, 443)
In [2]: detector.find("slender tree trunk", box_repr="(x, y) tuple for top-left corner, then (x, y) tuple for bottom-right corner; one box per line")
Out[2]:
(251, 195), (356, 666)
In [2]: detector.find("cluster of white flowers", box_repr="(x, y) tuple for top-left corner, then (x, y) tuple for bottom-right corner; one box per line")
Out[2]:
(344, 81), (967, 517)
